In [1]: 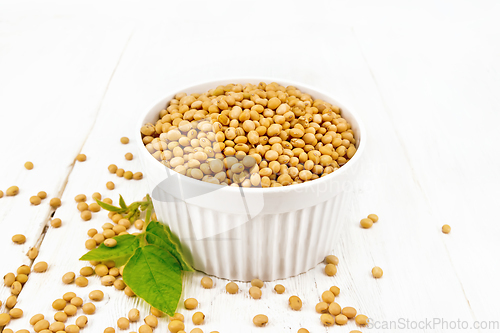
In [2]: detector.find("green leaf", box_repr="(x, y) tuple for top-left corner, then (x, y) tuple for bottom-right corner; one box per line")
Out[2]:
(123, 245), (182, 316)
(145, 221), (193, 271)
(80, 234), (140, 266)
(119, 195), (127, 209)
(96, 199), (126, 213)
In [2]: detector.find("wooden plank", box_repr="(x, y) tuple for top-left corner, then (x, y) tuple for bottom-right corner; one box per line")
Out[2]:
(354, 15), (500, 330)
(0, 8), (134, 316)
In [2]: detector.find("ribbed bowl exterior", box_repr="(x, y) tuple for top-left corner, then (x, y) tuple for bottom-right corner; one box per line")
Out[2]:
(150, 184), (351, 281)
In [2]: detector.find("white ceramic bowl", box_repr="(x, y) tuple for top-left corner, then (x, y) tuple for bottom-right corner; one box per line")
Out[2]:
(136, 78), (366, 281)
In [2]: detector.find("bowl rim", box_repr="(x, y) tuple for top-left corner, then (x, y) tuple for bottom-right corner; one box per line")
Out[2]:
(136, 77), (366, 194)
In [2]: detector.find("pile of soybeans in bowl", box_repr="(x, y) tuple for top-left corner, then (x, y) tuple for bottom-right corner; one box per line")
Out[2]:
(140, 82), (357, 188)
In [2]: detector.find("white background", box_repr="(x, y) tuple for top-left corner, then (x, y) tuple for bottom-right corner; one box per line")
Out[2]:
(1, 0), (500, 332)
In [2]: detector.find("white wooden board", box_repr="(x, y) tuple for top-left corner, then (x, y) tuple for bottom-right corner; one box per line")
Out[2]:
(1, 1), (500, 332)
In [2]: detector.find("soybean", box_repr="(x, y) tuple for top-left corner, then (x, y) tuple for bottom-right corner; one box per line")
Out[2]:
(81, 210), (92, 221)
(128, 309), (140, 322)
(335, 314), (348, 325)
(82, 303), (96, 314)
(108, 164), (118, 173)
(118, 317), (130, 329)
(51, 218), (62, 228)
(192, 312), (205, 325)
(320, 314), (334, 326)
(225, 282), (238, 294)
(77, 202), (89, 212)
(75, 194), (87, 202)
(50, 197), (61, 208)
(0, 313), (11, 326)
(6, 186), (19, 196)
(289, 296), (302, 310)
(71, 297), (83, 307)
(6, 295), (17, 308)
(66, 324), (80, 333)
(360, 218), (373, 229)
(3, 273), (16, 287)
(17, 265), (30, 275)
(64, 304), (78, 316)
(139, 325), (153, 333)
(9, 307), (23, 318)
(171, 313), (184, 322)
(89, 202), (100, 212)
(30, 195), (42, 205)
(25, 161), (34, 170)
(33, 319), (50, 332)
(168, 320), (184, 333)
(144, 315), (158, 328)
(124, 286), (135, 297)
(251, 278), (264, 288)
(52, 299), (67, 310)
(63, 292), (76, 301)
(372, 266), (383, 278)
(62, 272), (75, 284)
(54, 311), (68, 322)
(80, 266), (94, 276)
(30, 313), (44, 325)
(52, 322), (68, 333)
(342, 306), (357, 319)
(249, 286), (262, 299)
(325, 255), (339, 265)
(184, 298), (198, 310)
(325, 264), (337, 276)
(328, 302), (341, 316)
(75, 276), (88, 287)
(355, 314), (369, 325)
(104, 239), (117, 248)
(321, 290), (335, 303)
(76, 316), (88, 328)
(12, 234), (26, 244)
(201, 276), (213, 289)
(252, 314), (268, 327)
(330, 285), (340, 296)
(274, 284), (285, 294)
(315, 302), (329, 313)
(28, 247), (39, 259)
(33, 261), (48, 272)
